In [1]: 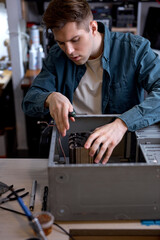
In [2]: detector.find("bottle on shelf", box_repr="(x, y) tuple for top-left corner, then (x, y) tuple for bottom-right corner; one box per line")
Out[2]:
(29, 44), (37, 70)
(37, 44), (44, 70)
(30, 25), (40, 49)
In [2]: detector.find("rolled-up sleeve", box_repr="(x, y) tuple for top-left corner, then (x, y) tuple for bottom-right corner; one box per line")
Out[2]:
(22, 57), (57, 117)
(119, 39), (160, 131)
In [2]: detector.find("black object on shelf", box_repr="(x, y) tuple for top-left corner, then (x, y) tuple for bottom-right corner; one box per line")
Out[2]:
(143, 7), (160, 50)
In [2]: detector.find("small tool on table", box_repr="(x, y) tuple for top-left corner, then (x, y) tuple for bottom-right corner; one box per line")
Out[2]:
(0, 181), (47, 240)
(41, 186), (48, 211)
(0, 187), (29, 204)
(0, 182), (13, 196)
(29, 180), (37, 211)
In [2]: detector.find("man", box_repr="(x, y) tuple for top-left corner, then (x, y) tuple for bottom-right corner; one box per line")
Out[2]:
(22, 0), (160, 164)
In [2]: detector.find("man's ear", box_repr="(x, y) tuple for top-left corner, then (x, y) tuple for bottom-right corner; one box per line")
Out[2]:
(90, 20), (98, 35)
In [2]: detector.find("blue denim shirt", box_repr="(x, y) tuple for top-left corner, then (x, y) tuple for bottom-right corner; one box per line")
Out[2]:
(22, 24), (160, 131)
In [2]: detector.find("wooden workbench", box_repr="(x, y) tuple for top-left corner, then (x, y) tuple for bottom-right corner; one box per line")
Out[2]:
(21, 69), (40, 90)
(0, 158), (160, 240)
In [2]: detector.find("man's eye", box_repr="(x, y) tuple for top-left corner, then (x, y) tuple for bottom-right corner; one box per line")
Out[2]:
(72, 38), (79, 43)
(57, 41), (64, 46)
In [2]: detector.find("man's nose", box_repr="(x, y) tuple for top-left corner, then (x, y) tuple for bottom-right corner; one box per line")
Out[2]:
(65, 43), (74, 55)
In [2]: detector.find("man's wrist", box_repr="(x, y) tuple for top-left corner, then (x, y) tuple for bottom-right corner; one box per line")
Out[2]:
(44, 93), (53, 108)
(116, 118), (128, 132)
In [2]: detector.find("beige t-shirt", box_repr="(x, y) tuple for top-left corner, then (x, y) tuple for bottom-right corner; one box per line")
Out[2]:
(73, 54), (103, 114)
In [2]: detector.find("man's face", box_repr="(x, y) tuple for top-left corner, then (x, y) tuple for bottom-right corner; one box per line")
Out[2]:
(53, 21), (96, 65)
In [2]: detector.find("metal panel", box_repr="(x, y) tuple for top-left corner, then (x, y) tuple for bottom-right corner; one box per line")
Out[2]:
(140, 144), (160, 164)
(48, 115), (160, 221)
(48, 164), (160, 221)
(135, 123), (160, 162)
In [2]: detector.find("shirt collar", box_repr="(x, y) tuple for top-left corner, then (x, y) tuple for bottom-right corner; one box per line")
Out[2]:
(97, 22), (111, 72)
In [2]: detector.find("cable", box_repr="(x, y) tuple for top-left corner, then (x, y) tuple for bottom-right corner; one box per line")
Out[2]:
(53, 222), (76, 240)
(38, 120), (67, 161)
(56, 129), (66, 162)
(0, 206), (76, 240)
(3, 184), (47, 240)
(0, 206), (26, 216)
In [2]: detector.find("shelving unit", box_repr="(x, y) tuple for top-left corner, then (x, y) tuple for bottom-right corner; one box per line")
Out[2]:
(112, 27), (137, 34)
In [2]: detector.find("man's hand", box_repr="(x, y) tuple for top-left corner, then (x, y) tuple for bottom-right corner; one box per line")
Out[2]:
(84, 118), (128, 164)
(45, 92), (75, 136)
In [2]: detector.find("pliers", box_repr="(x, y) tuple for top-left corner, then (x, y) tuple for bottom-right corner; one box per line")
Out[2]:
(0, 188), (29, 204)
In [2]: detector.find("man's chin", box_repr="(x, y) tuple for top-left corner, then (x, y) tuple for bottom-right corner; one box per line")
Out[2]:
(71, 58), (87, 65)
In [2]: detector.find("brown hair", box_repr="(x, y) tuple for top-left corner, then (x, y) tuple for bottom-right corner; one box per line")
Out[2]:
(42, 0), (93, 30)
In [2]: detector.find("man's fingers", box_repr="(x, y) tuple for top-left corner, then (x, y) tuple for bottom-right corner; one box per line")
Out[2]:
(94, 142), (114, 164)
(89, 136), (106, 156)
(70, 116), (75, 122)
(53, 108), (67, 136)
(55, 116), (65, 136)
(102, 145), (114, 164)
(47, 92), (75, 137)
(84, 132), (99, 149)
(94, 142), (109, 163)
(62, 107), (70, 129)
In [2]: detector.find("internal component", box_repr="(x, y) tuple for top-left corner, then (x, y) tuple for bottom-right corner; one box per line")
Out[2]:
(69, 132), (94, 164)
